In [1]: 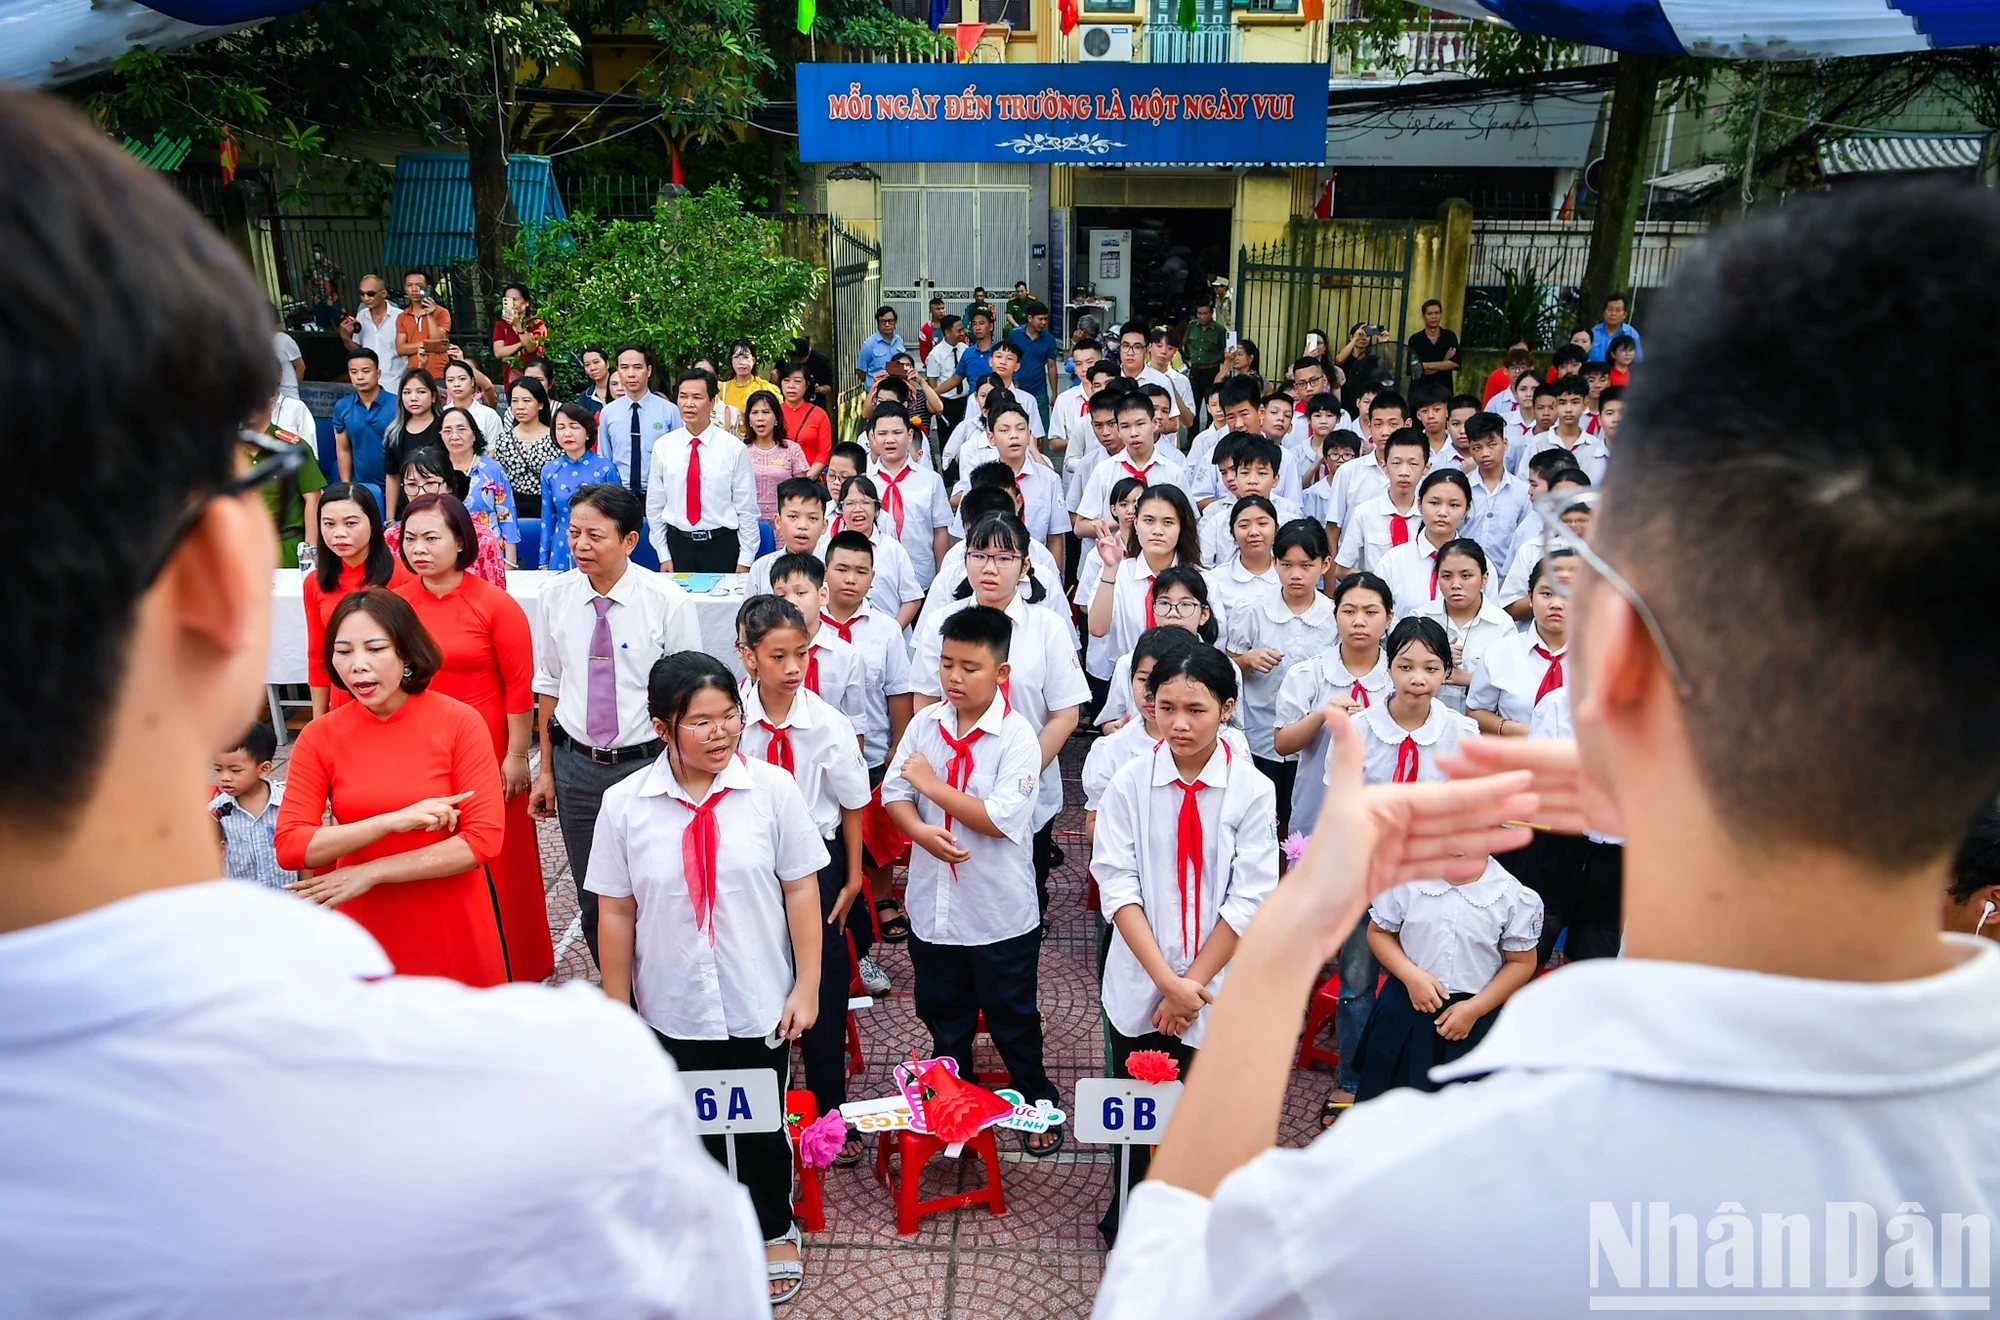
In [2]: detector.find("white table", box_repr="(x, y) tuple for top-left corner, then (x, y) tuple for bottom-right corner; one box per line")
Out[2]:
(269, 568), (752, 734)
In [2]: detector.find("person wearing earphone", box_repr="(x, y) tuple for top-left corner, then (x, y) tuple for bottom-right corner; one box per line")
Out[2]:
(1943, 805), (2000, 941)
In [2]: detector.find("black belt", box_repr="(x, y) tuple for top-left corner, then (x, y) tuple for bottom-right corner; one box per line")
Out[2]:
(551, 722), (662, 766)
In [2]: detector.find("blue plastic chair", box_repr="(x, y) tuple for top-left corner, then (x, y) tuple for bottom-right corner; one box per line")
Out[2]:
(313, 417), (338, 476)
(632, 520), (662, 571)
(757, 521), (777, 557)
(516, 518), (541, 570)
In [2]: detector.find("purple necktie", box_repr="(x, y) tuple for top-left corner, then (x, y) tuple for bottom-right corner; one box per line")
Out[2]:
(586, 595), (618, 748)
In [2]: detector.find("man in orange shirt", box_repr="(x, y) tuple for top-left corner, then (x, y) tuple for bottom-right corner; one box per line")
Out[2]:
(394, 270), (452, 377)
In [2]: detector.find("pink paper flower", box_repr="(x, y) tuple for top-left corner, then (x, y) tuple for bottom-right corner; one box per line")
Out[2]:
(1125, 1049), (1180, 1085)
(1283, 831), (1310, 865)
(797, 1112), (849, 1169)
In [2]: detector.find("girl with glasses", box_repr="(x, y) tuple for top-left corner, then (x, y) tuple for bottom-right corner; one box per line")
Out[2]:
(1095, 565), (1220, 735)
(833, 474), (925, 627)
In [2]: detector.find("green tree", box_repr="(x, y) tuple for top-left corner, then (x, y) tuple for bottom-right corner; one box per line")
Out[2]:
(509, 180), (823, 375)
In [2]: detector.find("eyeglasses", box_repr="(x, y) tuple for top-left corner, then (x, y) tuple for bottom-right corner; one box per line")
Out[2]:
(141, 429), (312, 588)
(1532, 488), (1694, 701)
(966, 552), (1022, 569)
(1153, 597), (1205, 618)
(360, 288), (385, 299)
(679, 711), (746, 741)
(406, 476), (449, 496)
(839, 498), (878, 513)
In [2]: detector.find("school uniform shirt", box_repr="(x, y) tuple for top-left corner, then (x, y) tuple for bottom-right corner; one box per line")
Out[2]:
(1092, 740), (1280, 1047)
(1047, 382), (1092, 453)
(1299, 474), (1337, 526)
(1203, 554), (1281, 638)
(1182, 425), (1229, 502)
(869, 459), (952, 588)
(532, 563), (702, 750)
(1076, 449), (1190, 522)
(645, 422), (761, 567)
(738, 687), (872, 839)
(882, 698), (1043, 946)
(1073, 553), (1118, 680)
(1275, 649), (1391, 830)
(1098, 555), (1191, 672)
(798, 628), (866, 721)
(1367, 856), (1543, 995)
(1466, 626), (1567, 728)
(1377, 534), (1497, 621)
(1416, 595), (1518, 684)
(585, 755), (828, 1040)
(1518, 431), (1610, 485)
(950, 459), (1066, 543)
(818, 602), (914, 766)
(1462, 469), (1533, 576)
(910, 592), (1090, 830)
(749, 526), (925, 624)
(1096, 644), (1247, 737)
(1196, 494), (1305, 569)
(1327, 450), (1388, 532)
(1335, 493), (1422, 576)
(1348, 695), (1478, 787)
(1083, 716), (1251, 814)
(1225, 594), (1343, 761)
(921, 538), (1071, 643)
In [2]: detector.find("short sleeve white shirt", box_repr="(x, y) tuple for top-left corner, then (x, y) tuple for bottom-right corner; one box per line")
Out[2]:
(1368, 856), (1543, 995)
(1202, 554), (1281, 638)
(1348, 695), (1477, 787)
(1273, 648), (1390, 830)
(1224, 594), (1343, 759)
(1466, 626), (1566, 727)
(920, 539), (1070, 642)
(1078, 450), (1190, 521)
(738, 687), (872, 838)
(1335, 492), (1422, 576)
(870, 460), (953, 586)
(820, 603), (914, 766)
(1328, 451), (1388, 531)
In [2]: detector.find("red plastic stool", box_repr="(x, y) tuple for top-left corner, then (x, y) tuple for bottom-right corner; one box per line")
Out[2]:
(786, 1089), (826, 1232)
(1295, 973), (1342, 1071)
(972, 1011), (1011, 1086)
(845, 930), (866, 1077)
(872, 1125), (1006, 1235)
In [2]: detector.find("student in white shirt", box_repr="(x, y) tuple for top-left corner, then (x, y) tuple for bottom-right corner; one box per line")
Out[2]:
(1334, 428), (1429, 579)
(1272, 571), (1393, 836)
(1075, 392), (1189, 532)
(1375, 468), (1476, 621)
(647, 368), (761, 573)
(1202, 494), (1281, 632)
(926, 482), (1068, 639)
(910, 513), (1088, 921)
(1066, 384), (1130, 530)
(1089, 484), (1202, 669)
(1499, 469), (1591, 615)
(1324, 389), (1408, 544)
(941, 377), (997, 474)
(733, 596), (873, 1166)
(1458, 410), (1532, 576)
(1418, 538), (1516, 713)
(867, 401), (953, 588)
(954, 402), (1065, 559)
(1074, 475), (1147, 704)
(1469, 550), (1573, 735)
(587, 650), (828, 1305)
(882, 606), (1062, 1148)
(530, 485), (702, 963)
(1299, 429), (1362, 532)
(1092, 643), (1279, 1245)
(1044, 338), (1102, 462)
(1196, 436), (1303, 568)
(1224, 518), (1338, 837)
(1515, 375), (1609, 484)
(746, 476), (833, 597)
(1084, 629), (1252, 829)
(764, 553), (865, 717)
(984, 340), (1046, 438)
(1096, 566), (1223, 734)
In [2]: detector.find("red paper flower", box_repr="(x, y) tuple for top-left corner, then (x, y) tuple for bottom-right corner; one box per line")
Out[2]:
(1125, 1050), (1180, 1084)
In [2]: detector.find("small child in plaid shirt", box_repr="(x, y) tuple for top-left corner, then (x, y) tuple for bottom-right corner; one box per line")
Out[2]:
(210, 722), (297, 891)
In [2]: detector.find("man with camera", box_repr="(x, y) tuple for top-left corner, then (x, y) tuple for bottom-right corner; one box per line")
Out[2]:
(394, 269), (453, 378)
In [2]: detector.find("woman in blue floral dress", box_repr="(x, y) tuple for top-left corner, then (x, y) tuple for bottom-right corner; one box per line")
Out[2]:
(540, 401), (618, 573)
(439, 406), (519, 567)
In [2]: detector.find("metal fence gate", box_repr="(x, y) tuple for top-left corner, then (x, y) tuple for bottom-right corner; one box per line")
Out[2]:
(1237, 221), (1416, 388)
(831, 220), (883, 430)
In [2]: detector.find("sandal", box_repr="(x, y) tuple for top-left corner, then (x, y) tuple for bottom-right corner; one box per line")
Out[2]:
(765, 1223), (805, 1306)
(1320, 1092), (1353, 1130)
(1019, 1125), (1065, 1158)
(832, 1130), (865, 1168)
(875, 898), (911, 943)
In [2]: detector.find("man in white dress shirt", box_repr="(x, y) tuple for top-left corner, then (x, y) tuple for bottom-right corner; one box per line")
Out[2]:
(1095, 182), (2000, 1317)
(0, 89), (764, 1318)
(648, 368), (761, 573)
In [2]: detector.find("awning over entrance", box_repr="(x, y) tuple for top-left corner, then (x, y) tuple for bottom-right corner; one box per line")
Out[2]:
(1817, 134), (1983, 178)
(384, 153), (568, 268)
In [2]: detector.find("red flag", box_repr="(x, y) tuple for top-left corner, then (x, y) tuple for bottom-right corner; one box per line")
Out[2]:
(218, 129), (239, 186)
(1058, 0), (1079, 33)
(1302, 0), (1323, 19)
(955, 21), (987, 60)
(1314, 175), (1334, 219)
(670, 142), (685, 187)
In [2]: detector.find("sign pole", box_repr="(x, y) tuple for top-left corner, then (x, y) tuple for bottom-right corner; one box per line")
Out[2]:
(726, 1132), (738, 1182)
(1118, 1144), (1130, 1229)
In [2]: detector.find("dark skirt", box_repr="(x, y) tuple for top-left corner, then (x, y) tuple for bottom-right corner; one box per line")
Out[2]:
(1353, 973), (1499, 1101)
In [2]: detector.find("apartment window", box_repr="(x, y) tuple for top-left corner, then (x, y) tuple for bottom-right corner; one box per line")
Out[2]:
(1243, 0), (1301, 12)
(1083, 0), (1138, 12)
(980, 0), (1033, 28)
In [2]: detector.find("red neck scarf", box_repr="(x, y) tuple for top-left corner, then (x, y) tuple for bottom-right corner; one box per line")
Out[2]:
(758, 719), (794, 773)
(1121, 459), (1151, 484)
(1143, 573), (1157, 629)
(937, 718), (985, 879)
(805, 645), (821, 696)
(1533, 644), (1565, 705)
(1348, 679), (1372, 708)
(682, 784), (734, 943)
(1388, 511), (1413, 547)
(1392, 735), (1421, 783)
(879, 464), (912, 536)
(1427, 549), (1440, 600)
(685, 434), (703, 525)
(1169, 741), (1228, 958)
(821, 611), (856, 644)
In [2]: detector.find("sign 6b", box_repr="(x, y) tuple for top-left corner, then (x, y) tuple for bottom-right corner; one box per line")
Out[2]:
(1074, 1077), (1183, 1145)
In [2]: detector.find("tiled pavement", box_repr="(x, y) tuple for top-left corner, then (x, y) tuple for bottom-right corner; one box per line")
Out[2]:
(283, 731), (1339, 1319)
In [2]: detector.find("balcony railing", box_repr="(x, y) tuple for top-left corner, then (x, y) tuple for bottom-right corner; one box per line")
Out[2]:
(1330, 16), (1607, 79)
(1145, 21), (1239, 63)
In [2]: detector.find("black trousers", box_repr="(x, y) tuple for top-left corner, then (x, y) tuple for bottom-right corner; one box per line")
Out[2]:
(1098, 1027), (1198, 1248)
(1033, 819), (1062, 920)
(1514, 832), (1624, 964)
(798, 827), (854, 1119)
(908, 927), (1055, 1105)
(1252, 756), (1298, 841)
(662, 524), (741, 574)
(655, 1032), (794, 1240)
(551, 740), (657, 966)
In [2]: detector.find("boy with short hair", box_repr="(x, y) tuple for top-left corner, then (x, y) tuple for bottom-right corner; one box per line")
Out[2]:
(1325, 389), (1408, 547)
(1518, 376), (1608, 484)
(748, 477), (830, 595)
(1505, 382), (1561, 470)
(985, 341), (1046, 438)
(1335, 428), (1431, 578)
(1410, 382), (1452, 463)
(953, 411), (1065, 558)
(882, 605), (1061, 1150)
(1185, 381), (1232, 506)
(210, 721), (294, 891)
(1458, 410), (1532, 576)
(1199, 435), (1304, 566)
(766, 552), (867, 718)
(1301, 428), (1363, 532)
(1260, 391), (1311, 493)
(866, 402), (954, 588)
(1547, 342), (1587, 377)
(1440, 393), (1482, 471)
(1597, 384), (1625, 452)
(1074, 391), (1189, 534)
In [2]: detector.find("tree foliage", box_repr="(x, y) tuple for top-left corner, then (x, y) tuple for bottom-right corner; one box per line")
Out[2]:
(509, 181), (823, 375)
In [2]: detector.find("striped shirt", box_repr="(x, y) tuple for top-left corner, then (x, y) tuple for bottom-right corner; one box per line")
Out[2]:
(214, 782), (296, 890)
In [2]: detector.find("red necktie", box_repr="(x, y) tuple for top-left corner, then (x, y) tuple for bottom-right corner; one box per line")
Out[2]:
(1174, 777), (1206, 958)
(821, 611), (856, 644)
(1143, 574), (1157, 629)
(1393, 736), (1421, 783)
(759, 720), (794, 773)
(1428, 550), (1440, 600)
(880, 465), (911, 536)
(685, 434), (703, 525)
(1533, 645), (1565, 704)
(1389, 512), (1412, 547)
(681, 787), (733, 944)
(805, 647), (821, 696)
(1348, 680), (1371, 708)
(937, 720), (985, 879)
(1122, 460), (1150, 484)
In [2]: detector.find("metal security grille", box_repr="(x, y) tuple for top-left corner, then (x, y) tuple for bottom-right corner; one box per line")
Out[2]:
(832, 220), (884, 429)
(880, 163), (1031, 333)
(1237, 221), (1415, 388)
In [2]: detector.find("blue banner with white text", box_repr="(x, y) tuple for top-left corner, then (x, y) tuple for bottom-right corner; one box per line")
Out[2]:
(797, 62), (1328, 166)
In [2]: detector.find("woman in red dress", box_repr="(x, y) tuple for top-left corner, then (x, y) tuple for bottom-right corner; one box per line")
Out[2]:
(276, 588), (508, 986)
(393, 493), (554, 982)
(304, 483), (413, 718)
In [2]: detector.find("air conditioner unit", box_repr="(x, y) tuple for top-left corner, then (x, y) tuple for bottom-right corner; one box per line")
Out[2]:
(1077, 24), (1134, 61)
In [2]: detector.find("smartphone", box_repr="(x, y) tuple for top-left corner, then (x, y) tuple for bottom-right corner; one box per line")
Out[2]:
(1363, 324), (1386, 338)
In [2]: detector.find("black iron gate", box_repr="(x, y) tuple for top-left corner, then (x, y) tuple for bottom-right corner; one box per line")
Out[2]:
(1237, 221), (1416, 388)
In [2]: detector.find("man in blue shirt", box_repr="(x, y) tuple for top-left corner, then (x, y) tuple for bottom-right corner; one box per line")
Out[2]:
(955, 307), (1000, 392)
(594, 344), (683, 493)
(1588, 292), (1643, 362)
(853, 306), (904, 388)
(332, 348), (395, 489)
(1006, 299), (1060, 410)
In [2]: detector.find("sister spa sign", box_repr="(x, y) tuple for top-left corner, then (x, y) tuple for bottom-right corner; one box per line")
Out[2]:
(797, 63), (1328, 166)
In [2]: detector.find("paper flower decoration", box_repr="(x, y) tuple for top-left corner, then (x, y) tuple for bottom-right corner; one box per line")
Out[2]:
(913, 1058), (1016, 1143)
(797, 1112), (849, 1169)
(1283, 831), (1310, 865)
(1125, 1049), (1181, 1085)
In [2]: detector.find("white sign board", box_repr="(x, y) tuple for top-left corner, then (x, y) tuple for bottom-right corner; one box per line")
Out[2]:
(1326, 90), (1603, 169)
(1074, 1077), (1183, 1145)
(679, 1069), (784, 1136)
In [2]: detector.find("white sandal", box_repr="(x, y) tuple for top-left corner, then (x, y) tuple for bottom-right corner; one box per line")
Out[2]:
(765, 1222), (805, 1306)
